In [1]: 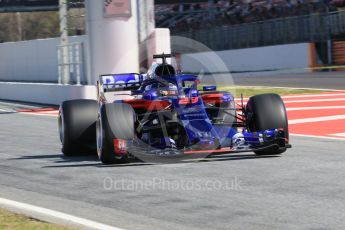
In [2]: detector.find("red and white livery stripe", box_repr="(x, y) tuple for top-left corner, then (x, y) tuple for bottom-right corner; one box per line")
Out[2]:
(17, 91), (345, 140)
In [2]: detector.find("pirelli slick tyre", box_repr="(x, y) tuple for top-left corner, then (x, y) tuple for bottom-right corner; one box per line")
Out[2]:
(97, 103), (135, 164)
(246, 93), (289, 155)
(59, 99), (98, 156)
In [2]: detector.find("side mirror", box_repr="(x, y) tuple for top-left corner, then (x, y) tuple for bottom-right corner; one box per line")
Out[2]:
(203, 86), (217, 91)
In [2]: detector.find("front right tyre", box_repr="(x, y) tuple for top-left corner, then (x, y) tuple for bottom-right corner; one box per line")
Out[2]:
(97, 103), (136, 164)
(246, 93), (289, 155)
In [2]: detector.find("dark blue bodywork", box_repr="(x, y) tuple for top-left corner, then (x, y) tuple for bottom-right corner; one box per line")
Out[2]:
(100, 73), (287, 153)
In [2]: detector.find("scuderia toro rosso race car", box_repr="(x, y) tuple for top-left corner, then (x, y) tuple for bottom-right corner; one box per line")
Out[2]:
(59, 54), (291, 164)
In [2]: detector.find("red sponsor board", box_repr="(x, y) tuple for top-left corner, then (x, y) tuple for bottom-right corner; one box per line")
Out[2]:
(104, 0), (131, 17)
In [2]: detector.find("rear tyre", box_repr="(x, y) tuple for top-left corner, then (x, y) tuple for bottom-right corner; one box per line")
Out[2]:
(97, 103), (135, 164)
(246, 93), (289, 155)
(59, 99), (98, 156)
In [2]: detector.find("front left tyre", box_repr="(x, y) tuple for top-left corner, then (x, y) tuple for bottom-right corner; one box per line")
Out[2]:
(58, 99), (98, 156)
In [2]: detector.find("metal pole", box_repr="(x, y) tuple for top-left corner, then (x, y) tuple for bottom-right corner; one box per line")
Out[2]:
(326, 7), (333, 68)
(57, 47), (62, 84)
(208, 0), (215, 21)
(16, 12), (22, 41)
(75, 44), (81, 85)
(59, 0), (70, 84)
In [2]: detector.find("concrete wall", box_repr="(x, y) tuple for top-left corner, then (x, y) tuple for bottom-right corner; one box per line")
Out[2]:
(85, 0), (140, 83)
(0, 37), (310, 84)
(181, 43), (310, 74)
(0, 83), (96, 105)
(0, 36), (87, 83)
(0, 40), (310, 105)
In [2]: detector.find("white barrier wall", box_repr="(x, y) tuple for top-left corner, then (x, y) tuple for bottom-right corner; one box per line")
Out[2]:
(181, 43), (310, 74)
(0, 36), (87, 83)
(0, 83), (96, 105)
(0, 37), (309, 84)
(0, 39), (310, 105)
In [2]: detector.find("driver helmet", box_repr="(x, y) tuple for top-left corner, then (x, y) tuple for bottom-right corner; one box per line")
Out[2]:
(147, 62), (159, 79)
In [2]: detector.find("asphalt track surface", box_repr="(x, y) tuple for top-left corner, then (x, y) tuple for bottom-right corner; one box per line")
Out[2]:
(231, 71), (345, 89)
(1, 102), (345, 229)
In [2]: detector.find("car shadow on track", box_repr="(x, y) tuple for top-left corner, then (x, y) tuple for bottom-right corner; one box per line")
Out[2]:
(9, 153), (280, 168)
(202, 154), (280, 162)
(0, 111), (17, 115)
(9, 153), (100, 168)
(10, 153), (152, 168)
(9, 154), (98, 162)
(98, 154), (280, 167)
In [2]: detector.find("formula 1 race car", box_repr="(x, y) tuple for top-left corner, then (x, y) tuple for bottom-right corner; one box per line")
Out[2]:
(58, 54), (291, 164)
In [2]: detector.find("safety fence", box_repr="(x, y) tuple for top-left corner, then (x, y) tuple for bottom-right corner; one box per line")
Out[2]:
(57, 42), (84, 85)
(173, 10), (345, 52)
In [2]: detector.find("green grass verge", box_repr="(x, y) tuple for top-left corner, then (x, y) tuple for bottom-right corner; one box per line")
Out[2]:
(0, 208), (74, 230)
(215, 86), (328, 98)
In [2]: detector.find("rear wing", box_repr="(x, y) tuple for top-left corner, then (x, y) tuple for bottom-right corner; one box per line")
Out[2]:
(99, 73), (143, 92)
